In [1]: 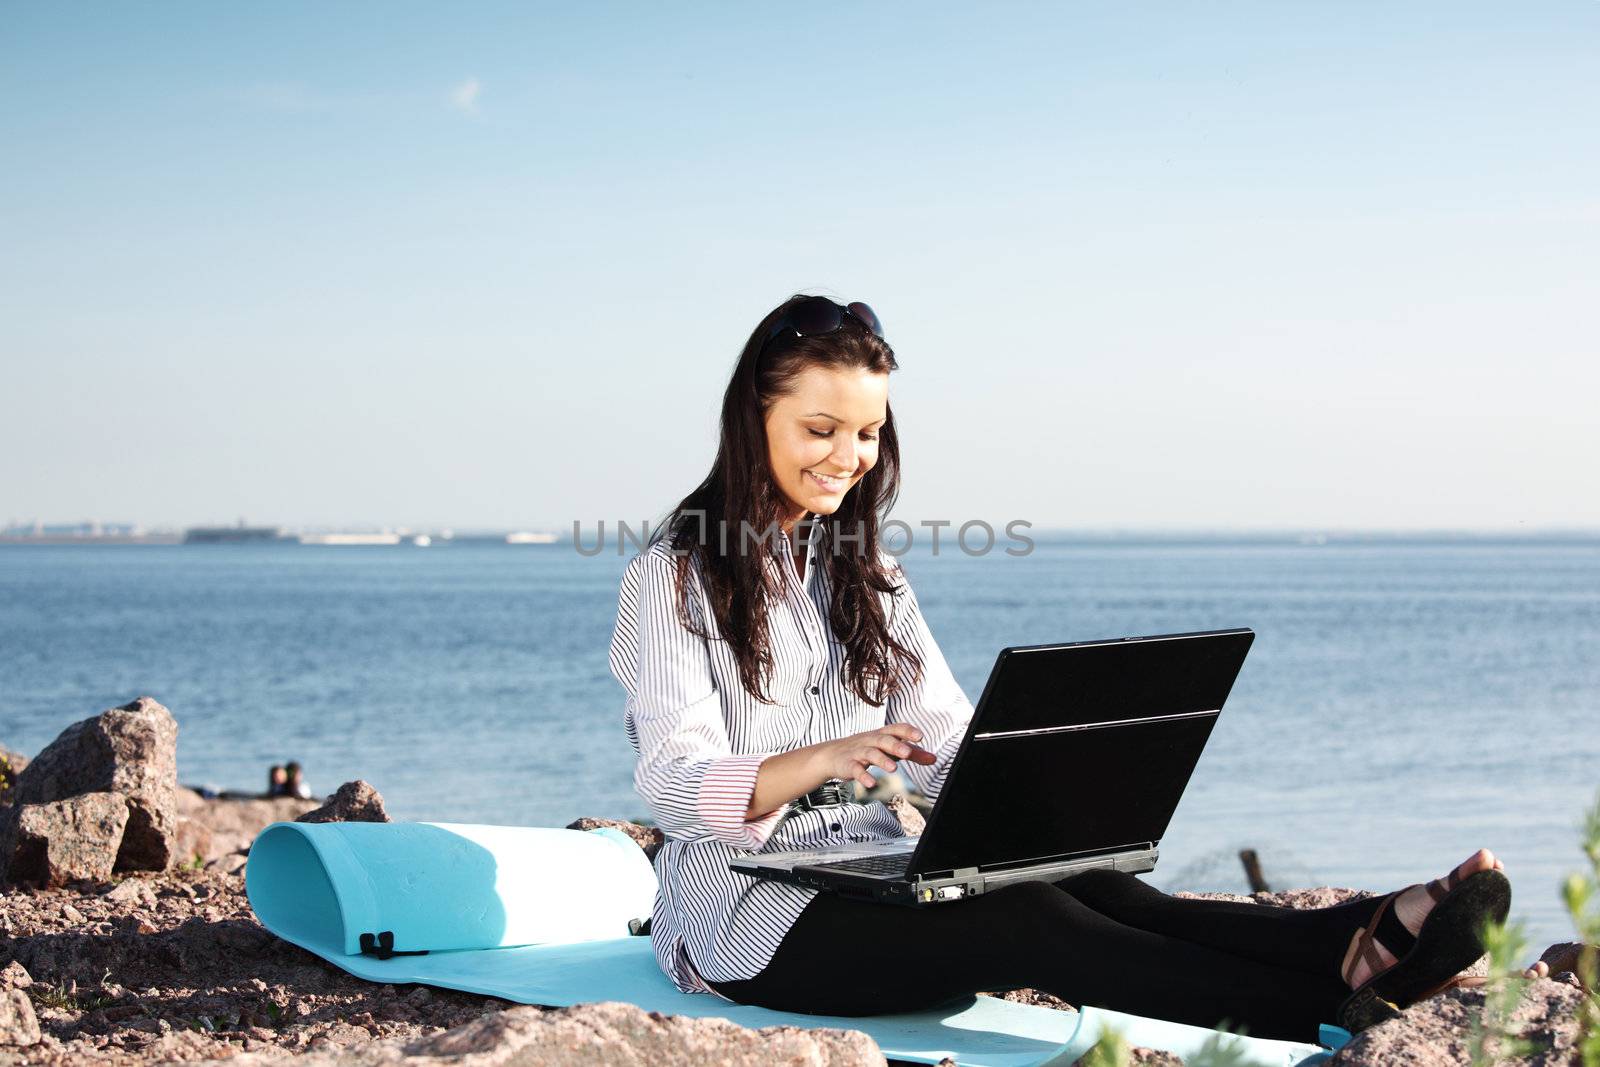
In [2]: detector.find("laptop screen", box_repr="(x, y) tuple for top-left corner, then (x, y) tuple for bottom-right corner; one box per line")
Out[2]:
(909, 629), (1253, 876)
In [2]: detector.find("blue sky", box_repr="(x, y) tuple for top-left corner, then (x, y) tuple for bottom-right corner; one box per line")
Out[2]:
(3, 2), (1596, 530)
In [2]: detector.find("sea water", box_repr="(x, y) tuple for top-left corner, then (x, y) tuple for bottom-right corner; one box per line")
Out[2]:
(2, 537), (1595, 951)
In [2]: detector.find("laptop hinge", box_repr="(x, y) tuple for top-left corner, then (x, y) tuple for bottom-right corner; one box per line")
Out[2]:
(975, 842), (1156, 875)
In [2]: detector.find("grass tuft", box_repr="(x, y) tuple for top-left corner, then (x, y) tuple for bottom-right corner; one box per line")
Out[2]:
(1563, 789), (1600, 1067)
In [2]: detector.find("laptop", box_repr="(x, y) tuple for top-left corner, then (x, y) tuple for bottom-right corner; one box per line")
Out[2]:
(730, 627), (1254, 905)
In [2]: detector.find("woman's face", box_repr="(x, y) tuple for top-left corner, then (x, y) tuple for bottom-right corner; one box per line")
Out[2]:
(764, 363), (888, 530)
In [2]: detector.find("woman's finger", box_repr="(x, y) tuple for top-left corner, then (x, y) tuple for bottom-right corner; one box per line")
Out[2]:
(884, 733), (933, 759)
(880, 723), (924, 744)
(860, 747), (897, 774)
(875, 735), (916, 760)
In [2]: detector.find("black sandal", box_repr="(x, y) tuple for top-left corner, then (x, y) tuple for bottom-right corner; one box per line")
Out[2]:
(1335, 867), (1512, 1033)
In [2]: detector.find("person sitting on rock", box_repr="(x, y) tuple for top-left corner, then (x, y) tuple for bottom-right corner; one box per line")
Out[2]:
(606, 293), (1544, 1045)
(267, 763), (288, 798)
(284, 761), (312, 800)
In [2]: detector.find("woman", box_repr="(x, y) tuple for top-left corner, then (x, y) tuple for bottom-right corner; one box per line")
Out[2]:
(607, 293), (1526, 1043)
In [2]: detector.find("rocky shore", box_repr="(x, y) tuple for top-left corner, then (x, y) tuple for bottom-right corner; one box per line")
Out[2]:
(1, 698), (1593, 1065)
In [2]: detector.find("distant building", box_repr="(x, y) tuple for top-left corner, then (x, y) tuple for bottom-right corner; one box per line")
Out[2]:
(0, 521), (179, 544)
(183, 526), (286, 544)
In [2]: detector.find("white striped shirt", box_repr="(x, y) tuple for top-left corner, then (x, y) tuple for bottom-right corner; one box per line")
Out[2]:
(607, 518), (975, 992)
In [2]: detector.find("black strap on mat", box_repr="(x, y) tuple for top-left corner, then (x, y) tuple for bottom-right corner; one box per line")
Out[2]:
(359, 931), (430, 960)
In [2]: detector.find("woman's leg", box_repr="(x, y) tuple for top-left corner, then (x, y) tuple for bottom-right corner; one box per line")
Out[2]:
(707, 880), (1350, 1043)
(1051, 867), (1383, 977)
(1053, 849), (1507, 986)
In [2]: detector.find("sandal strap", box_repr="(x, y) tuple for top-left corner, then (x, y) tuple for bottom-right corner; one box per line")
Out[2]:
(1372, 885), (1420, 960)
(1426, 862), (1473, 905)
(1344, 892), (1399, 987)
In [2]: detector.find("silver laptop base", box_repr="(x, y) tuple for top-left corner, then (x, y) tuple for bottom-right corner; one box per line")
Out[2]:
(731, 843), (1159, 907)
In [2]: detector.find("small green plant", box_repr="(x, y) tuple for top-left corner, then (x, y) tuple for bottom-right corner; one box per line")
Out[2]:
(1076, 1019), (1271, 1067)
(1189, 1021), (1271, 1067)
(185, 852), (206, 871)
(28, 982), (115, 1015)
(30, 984), (81, 1012)
(1468, 915), (1536, 1065)
(1561, 788), (1600, 1067)
(1077, 1023), (1131, 1067)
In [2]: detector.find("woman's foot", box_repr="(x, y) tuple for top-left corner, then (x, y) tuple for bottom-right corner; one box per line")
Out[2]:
(1342, 848), (1505, 990)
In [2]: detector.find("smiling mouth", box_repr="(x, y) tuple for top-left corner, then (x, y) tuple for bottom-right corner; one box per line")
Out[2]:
(807, 470), (851, 491)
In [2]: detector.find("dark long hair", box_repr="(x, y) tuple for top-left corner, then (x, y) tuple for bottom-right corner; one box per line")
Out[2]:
(650, 293), (924, 708)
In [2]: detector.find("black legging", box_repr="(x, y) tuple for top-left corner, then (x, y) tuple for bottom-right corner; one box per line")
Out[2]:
(707, 869), (1382, 1043)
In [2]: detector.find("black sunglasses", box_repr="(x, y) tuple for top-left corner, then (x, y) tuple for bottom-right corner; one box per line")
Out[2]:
(762, 296), (885, 347)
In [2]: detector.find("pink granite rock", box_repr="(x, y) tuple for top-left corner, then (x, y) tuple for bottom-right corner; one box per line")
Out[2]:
(2, 792), (130, 885)
(176, 787), (318, 863)
(0, 962), (32, 992)
(0, 698), (179, 876)
(0, 988), (40, 1047)
(295, 780), (390, 825)
(882, 793), (926, 836)
(565, 817), (664, 859)
(220, 1001), (885, 1065)
(1330, 977), (1586, 1065)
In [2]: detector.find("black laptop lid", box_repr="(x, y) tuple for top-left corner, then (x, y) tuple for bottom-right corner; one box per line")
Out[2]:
(908, 628), (1254, 876)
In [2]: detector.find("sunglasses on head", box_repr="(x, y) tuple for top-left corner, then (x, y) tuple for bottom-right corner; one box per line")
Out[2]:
(762, 296), (885, 348)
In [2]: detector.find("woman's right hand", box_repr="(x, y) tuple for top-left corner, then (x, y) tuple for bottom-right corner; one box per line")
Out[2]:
(810, 724), (936, 790)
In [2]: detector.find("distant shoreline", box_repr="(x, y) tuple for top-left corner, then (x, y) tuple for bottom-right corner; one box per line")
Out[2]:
(3, 529), (1598, 548)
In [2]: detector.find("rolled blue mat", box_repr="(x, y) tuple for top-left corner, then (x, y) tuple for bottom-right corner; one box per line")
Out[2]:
(245, 820), (1331, 1067)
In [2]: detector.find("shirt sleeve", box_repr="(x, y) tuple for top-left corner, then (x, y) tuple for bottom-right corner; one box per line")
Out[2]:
(609, 548), (785, 850)
(881, 557), (974, 805)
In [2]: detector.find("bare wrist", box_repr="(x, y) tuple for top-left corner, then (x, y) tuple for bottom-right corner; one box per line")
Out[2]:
(799, 743), (831, 791)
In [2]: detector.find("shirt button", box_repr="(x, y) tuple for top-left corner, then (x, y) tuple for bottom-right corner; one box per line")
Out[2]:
(830, 822), (842, 833)
(809, 685), (820, 695)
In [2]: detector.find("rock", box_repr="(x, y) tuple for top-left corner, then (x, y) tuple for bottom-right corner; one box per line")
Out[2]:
(1, 697), (179, 874)
(1176, 886), (1371, 910)
(565, 817), (664, 859)
(174, 812), (214, 867)
(423, 1002), (883, 1065)
(103, 877), (158, 908)
(882, 793), (925, 836)
(222, 1001), (884, 1065)
(295, 780), (389, 824)
(0, 988), (40, 1047)
(1068, 1048), (1182, 1067)
(0, 963), (30, 991)
(0, 792), (130, 885)
(989, 987), (1074, 1010)
(176, 787), (319, 862)
(1126, 1050), (1185, 1065)
(1330, 977), (1587, 1065)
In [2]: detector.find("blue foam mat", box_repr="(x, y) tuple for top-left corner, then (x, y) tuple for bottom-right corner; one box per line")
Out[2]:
(245, 820), (1330, 1066)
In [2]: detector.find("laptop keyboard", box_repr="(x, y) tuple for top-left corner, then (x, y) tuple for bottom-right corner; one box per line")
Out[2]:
(809, 853), (911, 878)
